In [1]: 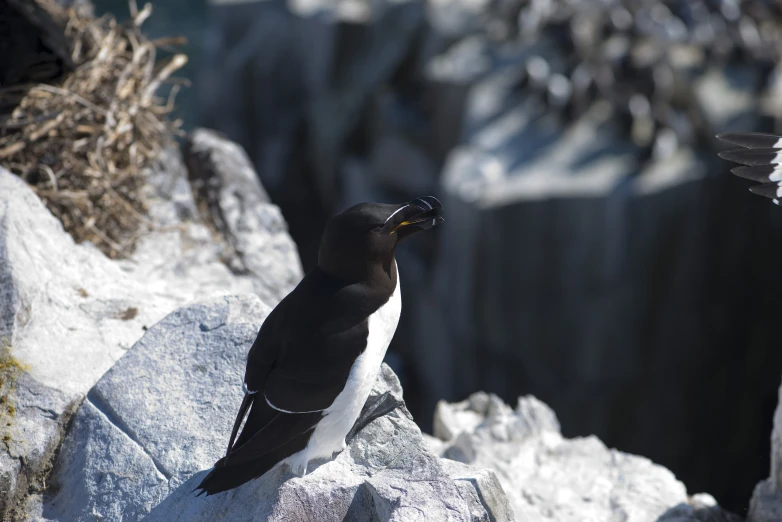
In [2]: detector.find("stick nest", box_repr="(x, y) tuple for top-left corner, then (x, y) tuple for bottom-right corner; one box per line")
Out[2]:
(0, 1), (186, 258)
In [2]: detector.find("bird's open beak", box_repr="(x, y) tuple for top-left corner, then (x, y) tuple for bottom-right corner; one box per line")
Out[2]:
(383, 196), (444, 235)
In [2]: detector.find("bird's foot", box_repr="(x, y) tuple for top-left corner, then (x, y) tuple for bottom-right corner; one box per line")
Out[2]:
(330, 439), (347, 457)
(346, 391), (404, 443)
(290, 461), (308, 477)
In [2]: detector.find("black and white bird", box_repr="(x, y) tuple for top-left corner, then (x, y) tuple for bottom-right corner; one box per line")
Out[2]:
(718, 133), (782, 205)
(195, 196), (444, 495)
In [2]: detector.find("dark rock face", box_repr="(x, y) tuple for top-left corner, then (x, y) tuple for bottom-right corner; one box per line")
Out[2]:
(197, 0), (782, 512)
(431, 106), (782, 513)
(197, 0), (432, 268)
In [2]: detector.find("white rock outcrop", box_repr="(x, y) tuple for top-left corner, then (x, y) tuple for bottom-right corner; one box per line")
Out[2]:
(427, 392), (742, 522)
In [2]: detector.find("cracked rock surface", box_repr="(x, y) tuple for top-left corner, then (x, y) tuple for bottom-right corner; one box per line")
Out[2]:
(427, 392), (742, 522)
(42, 295), (267, 520)
(43, 295), (515, 522)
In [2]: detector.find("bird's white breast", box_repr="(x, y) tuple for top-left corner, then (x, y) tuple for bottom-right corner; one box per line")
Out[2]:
(285, 263), (401, 472)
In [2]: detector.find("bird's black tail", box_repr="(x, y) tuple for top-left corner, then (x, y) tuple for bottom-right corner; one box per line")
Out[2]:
(195, 457), (273, 496)
(194, 428), (315, 496)
(194, 397), (316, 496)
(226, 393), (253, 456)
(193, 391), (260, 496)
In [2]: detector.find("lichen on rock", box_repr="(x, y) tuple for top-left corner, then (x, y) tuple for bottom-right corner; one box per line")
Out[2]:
(0, 341), (27, 443)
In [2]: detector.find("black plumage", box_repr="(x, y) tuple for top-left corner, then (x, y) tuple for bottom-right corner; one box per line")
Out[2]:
(716, 132), (782, 149)
(195, 197), (443, 496)
(749, 183), (780, 199)
(718, 148), (782, 166)
(731, 165), (777, 183)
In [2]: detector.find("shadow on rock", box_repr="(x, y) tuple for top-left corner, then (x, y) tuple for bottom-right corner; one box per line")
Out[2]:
(145, 466), (292, 521)
(655, 496), (744, 522)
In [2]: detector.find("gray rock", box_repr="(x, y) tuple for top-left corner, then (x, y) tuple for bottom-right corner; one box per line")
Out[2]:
(43, 295), (514, 522)
(749, 480), (782, 522)
(0, 373), (75, 521)
(748, 382), (782, 521)
(440, 459), (516, 522)
(0, 136), (301, 517)
(184, 128), (303, 305)
(42, 295), (266, 521)
(116, 149), (258, 308)
(116, 136), (302, 309)
(0, 169), (172, 516)
(693, 65), (765, 135)
(428, 392), (741, 522)
(658, 493), (747, 522)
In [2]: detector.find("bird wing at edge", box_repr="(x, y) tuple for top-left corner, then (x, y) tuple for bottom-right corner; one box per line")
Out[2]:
(718, 132), (782, 204)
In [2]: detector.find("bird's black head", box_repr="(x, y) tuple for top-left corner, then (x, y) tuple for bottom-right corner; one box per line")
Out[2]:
(318, 196), (444, 280)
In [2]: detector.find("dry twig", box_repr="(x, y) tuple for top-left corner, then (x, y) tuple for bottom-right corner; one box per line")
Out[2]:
(0, 0), (186, 258)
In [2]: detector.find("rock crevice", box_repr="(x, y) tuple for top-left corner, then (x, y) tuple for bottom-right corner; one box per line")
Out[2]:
(85, 390), (173, 481)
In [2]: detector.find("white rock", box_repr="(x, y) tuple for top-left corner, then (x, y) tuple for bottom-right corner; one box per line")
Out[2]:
(428, 392), (741, 522)
(748, 382), (782, 521)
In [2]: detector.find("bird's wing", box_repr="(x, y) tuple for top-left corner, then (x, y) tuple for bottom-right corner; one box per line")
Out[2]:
(242, 303), (284, 395)
(221, 304), (283, 456)
(225, 393), (252, 456)
(262, 320), (369, 413)
(219, 318), (369, 465)
(250, 272), (377, 414)
(717, 133), (782, 204)
(223, 274), (375, 461)
(220, 408), (323, 466)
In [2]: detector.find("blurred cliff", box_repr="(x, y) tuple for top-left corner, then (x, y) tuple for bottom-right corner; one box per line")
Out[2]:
(93, 0), (782, 513)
